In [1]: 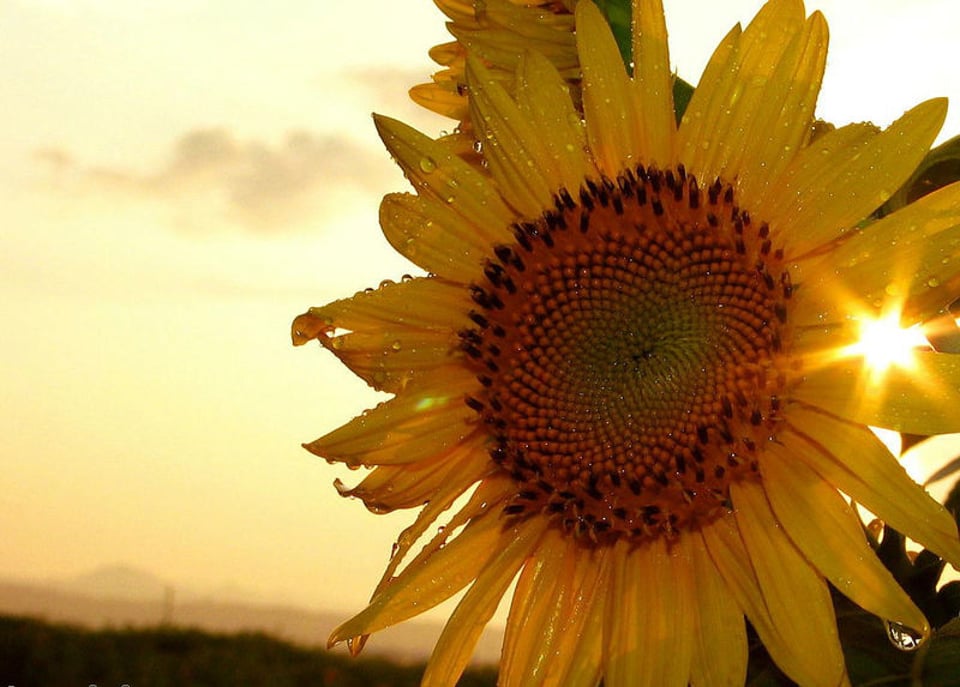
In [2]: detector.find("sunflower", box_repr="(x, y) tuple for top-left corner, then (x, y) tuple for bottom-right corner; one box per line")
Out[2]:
(293, 0), (960, 684)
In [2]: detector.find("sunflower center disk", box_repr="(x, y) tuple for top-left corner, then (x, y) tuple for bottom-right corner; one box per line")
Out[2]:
(461, 166), (793, 543)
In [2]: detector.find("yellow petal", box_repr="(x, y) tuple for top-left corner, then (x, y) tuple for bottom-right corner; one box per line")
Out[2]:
(304, 367), (478, 467)
(369, 474), (514, 608)
(732, 480), (848, 686)
(794, 351), (960, 435)
(701, 514), (825, 686)
(761, 442), (929, 638)
(329, 523), (494, 648)
(336, 433), (492, 512)
(792, 181), (960, 328)
(514, 50), (592, 194)
(328, 484), (512, 647)
(736, 11), (827, 205)
(688, 533), (747, 687)
(755, 122), (874, 248)
(499, 527), (569, 687)
(292, 276), (470, 393)
(676, 22), (741, 177)
(422, 516), (548, 687)
(767, 99), (947, 256)
(374, 114), (516, 234)
(555, 611), (605, 686)
(784, 403), (960, 567)
(466, 55), (558, 216)
(499, 528), (611, 687)
(604, 537), (695, 687)
(679, 0), (807, 183)
(451, 0), (577, 74)
(542, 541), (609, 687)
(631, 0), (676, 167)
(576, 0), (641, 175)
(380, 193), (489, 282)
(408, 80), (468, 120)
(292, 275), (469, 341)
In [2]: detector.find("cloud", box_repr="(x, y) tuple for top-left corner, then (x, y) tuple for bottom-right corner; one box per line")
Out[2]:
(34, 128), (399, 233)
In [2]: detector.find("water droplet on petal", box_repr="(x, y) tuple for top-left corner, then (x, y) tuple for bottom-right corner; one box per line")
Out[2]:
(391, 340), (402, 352)
(884, 620), (924, 651)
(418, 156), (437, 173)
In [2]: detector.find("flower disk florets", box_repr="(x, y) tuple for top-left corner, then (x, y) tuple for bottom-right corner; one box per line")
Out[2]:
(461, 165), (794, 543)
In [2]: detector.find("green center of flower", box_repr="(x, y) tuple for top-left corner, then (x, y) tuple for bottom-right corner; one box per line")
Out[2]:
(462, 166), (793, 543)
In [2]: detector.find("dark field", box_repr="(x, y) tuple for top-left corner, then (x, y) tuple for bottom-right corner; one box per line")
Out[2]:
(0, 615), (498, 687)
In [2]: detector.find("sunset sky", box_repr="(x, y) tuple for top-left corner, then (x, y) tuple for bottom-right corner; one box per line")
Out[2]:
(4, 0), (960, 631)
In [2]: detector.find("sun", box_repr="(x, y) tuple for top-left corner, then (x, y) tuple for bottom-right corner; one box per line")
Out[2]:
(847, 308), (930, 381)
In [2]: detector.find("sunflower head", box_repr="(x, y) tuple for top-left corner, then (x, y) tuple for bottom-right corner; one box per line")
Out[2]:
(459, 162), (793, 543)
(295, 1), (960, 685)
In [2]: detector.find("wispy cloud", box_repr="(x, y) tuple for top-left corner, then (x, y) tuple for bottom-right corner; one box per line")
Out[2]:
(34, 128), (398, 233)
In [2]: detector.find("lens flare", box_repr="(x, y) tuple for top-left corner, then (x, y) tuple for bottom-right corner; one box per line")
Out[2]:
(848, 311), (929, 380)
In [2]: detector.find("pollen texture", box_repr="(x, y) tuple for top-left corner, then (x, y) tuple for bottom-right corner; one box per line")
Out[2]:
(462, 166), (795, 542)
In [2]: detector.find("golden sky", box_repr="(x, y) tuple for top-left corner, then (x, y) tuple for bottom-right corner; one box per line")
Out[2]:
(3, 0), (960, 624)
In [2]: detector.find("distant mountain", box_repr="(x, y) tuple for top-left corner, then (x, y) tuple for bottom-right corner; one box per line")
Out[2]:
(54, 563), (171, 602)
(0, 570), (503, 665)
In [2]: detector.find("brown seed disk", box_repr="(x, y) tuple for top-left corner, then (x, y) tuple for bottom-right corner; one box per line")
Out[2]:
(462, 166), (792, 544)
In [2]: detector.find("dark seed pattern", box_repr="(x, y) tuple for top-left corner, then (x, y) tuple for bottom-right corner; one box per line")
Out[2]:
(460, 165), (793, 544)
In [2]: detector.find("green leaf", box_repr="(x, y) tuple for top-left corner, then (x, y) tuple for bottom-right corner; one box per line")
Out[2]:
(592, 0), (632, 66)
(881, 134), (960, 216)
(833, 593), (913, 686)
(672, 77), (694, 124)
(911, 617), (960, 686)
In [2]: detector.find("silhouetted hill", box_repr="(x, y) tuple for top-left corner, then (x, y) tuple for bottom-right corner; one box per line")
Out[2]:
(0, 573), (503, 665)
(0, 614), (498, 686)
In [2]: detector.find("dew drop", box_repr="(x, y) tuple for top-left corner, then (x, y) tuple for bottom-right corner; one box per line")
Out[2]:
(419, 156), (437, 173)
(884, 620), (924, 651)
(391, 340), (402, 352)
(927, 277), (940, 288)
